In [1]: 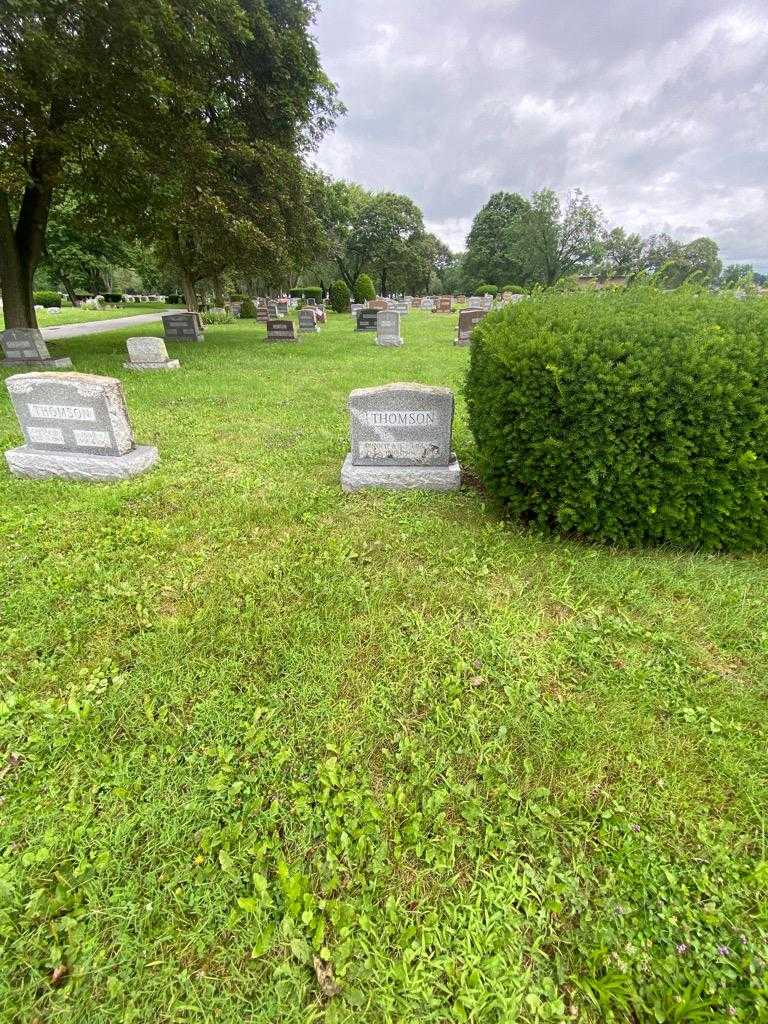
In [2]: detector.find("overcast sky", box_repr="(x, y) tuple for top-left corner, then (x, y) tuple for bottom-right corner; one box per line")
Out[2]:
(311, 0), (768, 269)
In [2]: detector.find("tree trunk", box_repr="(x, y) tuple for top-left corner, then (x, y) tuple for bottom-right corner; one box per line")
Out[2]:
(0, 193), (39, 330)
(380, 267), (387, 297)
(213, 274), (225, 307)
(181, 270), (198, 311)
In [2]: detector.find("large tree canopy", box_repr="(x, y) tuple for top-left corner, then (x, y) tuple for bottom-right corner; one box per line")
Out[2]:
(0, 0), (340, 326)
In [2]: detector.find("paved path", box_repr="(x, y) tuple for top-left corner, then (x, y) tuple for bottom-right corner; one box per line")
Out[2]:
(41, 311), (169, 340)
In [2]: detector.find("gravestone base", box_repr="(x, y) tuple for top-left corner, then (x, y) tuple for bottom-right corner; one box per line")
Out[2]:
(0, 356), (72, 369)
(5, 444), (159, 482)
(454, 338), (470, 348)
(123, 359), (180, 371)
(341, 453), (461, 493)
(376, 336), (403, 347)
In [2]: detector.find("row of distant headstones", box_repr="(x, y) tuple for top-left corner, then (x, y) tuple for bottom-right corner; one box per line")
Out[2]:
(4, 368), (462, 494)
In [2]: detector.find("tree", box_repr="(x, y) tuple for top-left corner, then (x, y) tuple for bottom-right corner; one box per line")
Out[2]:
(309, 175), (371, 290)
(509, 189), (605, 285)
(602, 227), (645, 277)
(347, 193), (424, 296)
(721, 263), (754, 287)
(0, 0), (340, 329)
(463, 192), (530, 287)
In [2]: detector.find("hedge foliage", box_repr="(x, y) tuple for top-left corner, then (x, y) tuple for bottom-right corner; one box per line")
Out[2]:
(475, 283), (498, 297)
(32, 291), (61, 307)
(354, 274), (375, 303)
(328, 279), (350, 313)
(239, 297), (257, 318)
(466, 288), (768, 551)
(289, 286), (322, 300)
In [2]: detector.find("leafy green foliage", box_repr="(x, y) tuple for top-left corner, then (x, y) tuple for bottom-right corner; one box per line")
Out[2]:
(328, 279), (350, 313)
(200, 309), (235, 326)
(353, 273), (375, 302)
(31, 291), (60, 307)
(474, 283), (498, 296)
(466, 287), (768, 551)
(500, 284), (526, 294)
(289, 287), (323, 300)
(239, 298), (257, 319)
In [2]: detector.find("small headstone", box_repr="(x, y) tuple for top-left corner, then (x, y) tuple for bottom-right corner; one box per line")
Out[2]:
(393, 301), (409, 315)
(356, 309), (379, 332)
(266, 319), (297, 342)
(304, 298), (317, 306)
(434, 296), (453, 314)
(411, 297), (422, 309)
(483, 294), (494, 310)
(267, 302), (279, 318)
(421, 297), (435, 312)
(49, 307), (61, 314)
(376, 311), (403, 347)
(456, 295), (466, 304)
(124, 336), (180, 371)
(467, 296), (483, 309)
(229, 301), (243, 317)
(315, 305), (327, 324)
(0, 328), (72, 369)
(368, 299), (388, 311)
(4, 372), (158, 481)
(162, 312), (204, 342)
(455, 309), (487, 347)
(298, 308), (320, 334)
(256, 305), (269, 323)
(276, 300), (289, 316)
(350, 303), (364, 316)
(341, 383), (461, 493)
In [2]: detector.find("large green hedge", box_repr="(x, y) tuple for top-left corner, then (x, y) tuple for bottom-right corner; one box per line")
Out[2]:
(466, 288), (768, 551)
(354, 274), (376, 303)
(328, 279), (350, 313)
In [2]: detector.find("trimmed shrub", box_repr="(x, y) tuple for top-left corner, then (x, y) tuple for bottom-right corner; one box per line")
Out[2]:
(475, 283), (498, 297)
(102, 292), (123, 304)
(240, 297), (257, 319)
(289, 286), (323, 301)
(500, 284), (526, 295)
(229, 292), (247, 302)
(32, 290), (61, 307)
(165, 295), (184, 304)
(354, 274), (376, 303)
(328, 279), (351, 313)
(466, 288), (768, 551)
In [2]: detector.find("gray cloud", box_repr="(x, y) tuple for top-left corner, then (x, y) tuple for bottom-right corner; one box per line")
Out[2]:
(311, 0), (768, 265)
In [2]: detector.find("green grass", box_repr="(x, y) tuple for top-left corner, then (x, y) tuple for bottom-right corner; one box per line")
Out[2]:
(1, 303), (180, 330)
(1, 311), (767, 1023)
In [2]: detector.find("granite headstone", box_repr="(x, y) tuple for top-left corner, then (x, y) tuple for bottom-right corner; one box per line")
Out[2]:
(376, 311), (403, 347)
(356, 309), (379, 332)
(299, 308), (320, 334)
(4, 372), (158, 481)
(266, 319), (297, 342)
(0, 329), (72, 369)
(124, 336), (180, 371)
(341, 382), (461, 492)
(162, 312), (204, 342)
(455, 309), (487, 347)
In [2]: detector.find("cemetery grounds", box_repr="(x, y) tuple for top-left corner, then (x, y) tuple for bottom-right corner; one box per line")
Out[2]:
(1, 309), (766, 1022)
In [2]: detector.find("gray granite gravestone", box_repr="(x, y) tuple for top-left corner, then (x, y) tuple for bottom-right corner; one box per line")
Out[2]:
(266, 319), (297, 342)
(162, 312), (204, 342)
(267, 302), (278, 318)
(356, 309), (379, 332)
(376, 311), (403, 347)
(393, 301), (409, 315)
(256, 305), (269, 323)
(421, 297), (435, 312)
(341, 383), (461, 493)
(4, 372), (158, 481)
(0, 328), (72, 369)
(350, 303), (364, 317)
(467, 296), (483, 309)
(276, 300), (289, 316)
(229, 301), (243, 317)
(124, 336), (180, 371)
(455, 309), (487, 347)
(298, 308), (320, 334)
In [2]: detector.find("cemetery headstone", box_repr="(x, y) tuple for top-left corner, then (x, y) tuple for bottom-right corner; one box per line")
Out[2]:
(4, 372), (158, 481)
(368, 299), (388, 311)
(256, 305), (269, 323)
(124, 336), (180, 371)
(341, 383), (461, 493)
(268, 302), (279, 318)
(393, 301), (409, 315)
(276, 300), (289, 316)
(315, 305), (327, 324)
(356, 309), (379, 332)
(229, 301), (243, 317)
(298, 308), (320, 334)
(266, 319), (297, 342)
(411, 297), (422, 308)
(434, 296), (453, 314)
(455, 309), (487, 347)
(162, 312), (204, 342)
(350, 303), (364, 316)
(421, 297), (434, 311)
(0, 328), (72, 369)
(376, 311), (403, 347)
(467, 296), (483, 309)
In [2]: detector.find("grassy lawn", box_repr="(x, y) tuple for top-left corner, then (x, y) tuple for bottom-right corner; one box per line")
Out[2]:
(0, 303), (180, 331)
(1, 311), (766, 1022)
